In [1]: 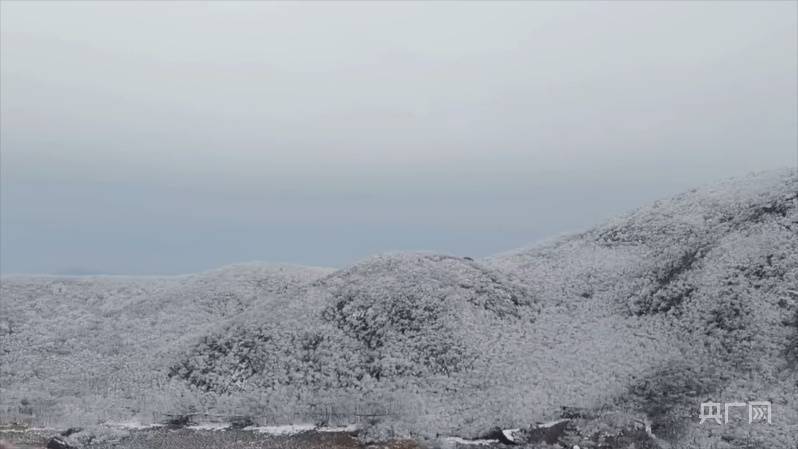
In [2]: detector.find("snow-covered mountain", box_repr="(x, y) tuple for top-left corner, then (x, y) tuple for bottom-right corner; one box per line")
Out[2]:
(487, 169), (798, 446)
(0, 264), (332, 426)
(1, 170), (796, 448)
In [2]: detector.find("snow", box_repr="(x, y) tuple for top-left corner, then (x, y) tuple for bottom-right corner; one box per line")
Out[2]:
(101, 420), (355, 434)
(242, 424), (316, 435)
(501, 428), (520, 443)
(104, 421), (163, 430)
(318, 424), (359, 433)
(187, 422), (230, 431)
(537, 419), (569, 429)
(443, 437), (499, 446)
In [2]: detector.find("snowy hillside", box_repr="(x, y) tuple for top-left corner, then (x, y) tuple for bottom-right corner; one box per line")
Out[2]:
(0, 264), (332, 425)
(488, 169), (798, 446)
(1, 170), (796, 448)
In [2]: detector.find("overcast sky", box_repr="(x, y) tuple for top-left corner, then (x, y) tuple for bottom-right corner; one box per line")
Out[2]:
(1, 1), (796, 274)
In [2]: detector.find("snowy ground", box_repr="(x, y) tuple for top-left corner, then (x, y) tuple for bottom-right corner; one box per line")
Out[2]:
(0, 425), (418, 449)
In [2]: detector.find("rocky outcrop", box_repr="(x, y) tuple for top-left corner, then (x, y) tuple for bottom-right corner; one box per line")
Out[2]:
(46, 437), (77, 449)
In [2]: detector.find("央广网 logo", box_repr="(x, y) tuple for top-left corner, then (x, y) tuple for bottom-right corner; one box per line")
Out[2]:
(699, 401), (771, 425)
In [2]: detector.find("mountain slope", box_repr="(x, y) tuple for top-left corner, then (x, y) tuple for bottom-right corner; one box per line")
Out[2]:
(169, 253), (541, 436)
(0, 263), (333, 425)
(169, 171), (797, 444)
(488, 169), (798, 446)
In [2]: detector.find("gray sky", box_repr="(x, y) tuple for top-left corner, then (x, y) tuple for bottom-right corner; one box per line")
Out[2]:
(1, 1), (796, 274)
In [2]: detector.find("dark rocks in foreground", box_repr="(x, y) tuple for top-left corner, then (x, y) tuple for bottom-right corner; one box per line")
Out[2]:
(47, 437), (78, 449)
(470, 414), (661, 449)
(524, 419), (570, 445)
(60, 429), (82, 438)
